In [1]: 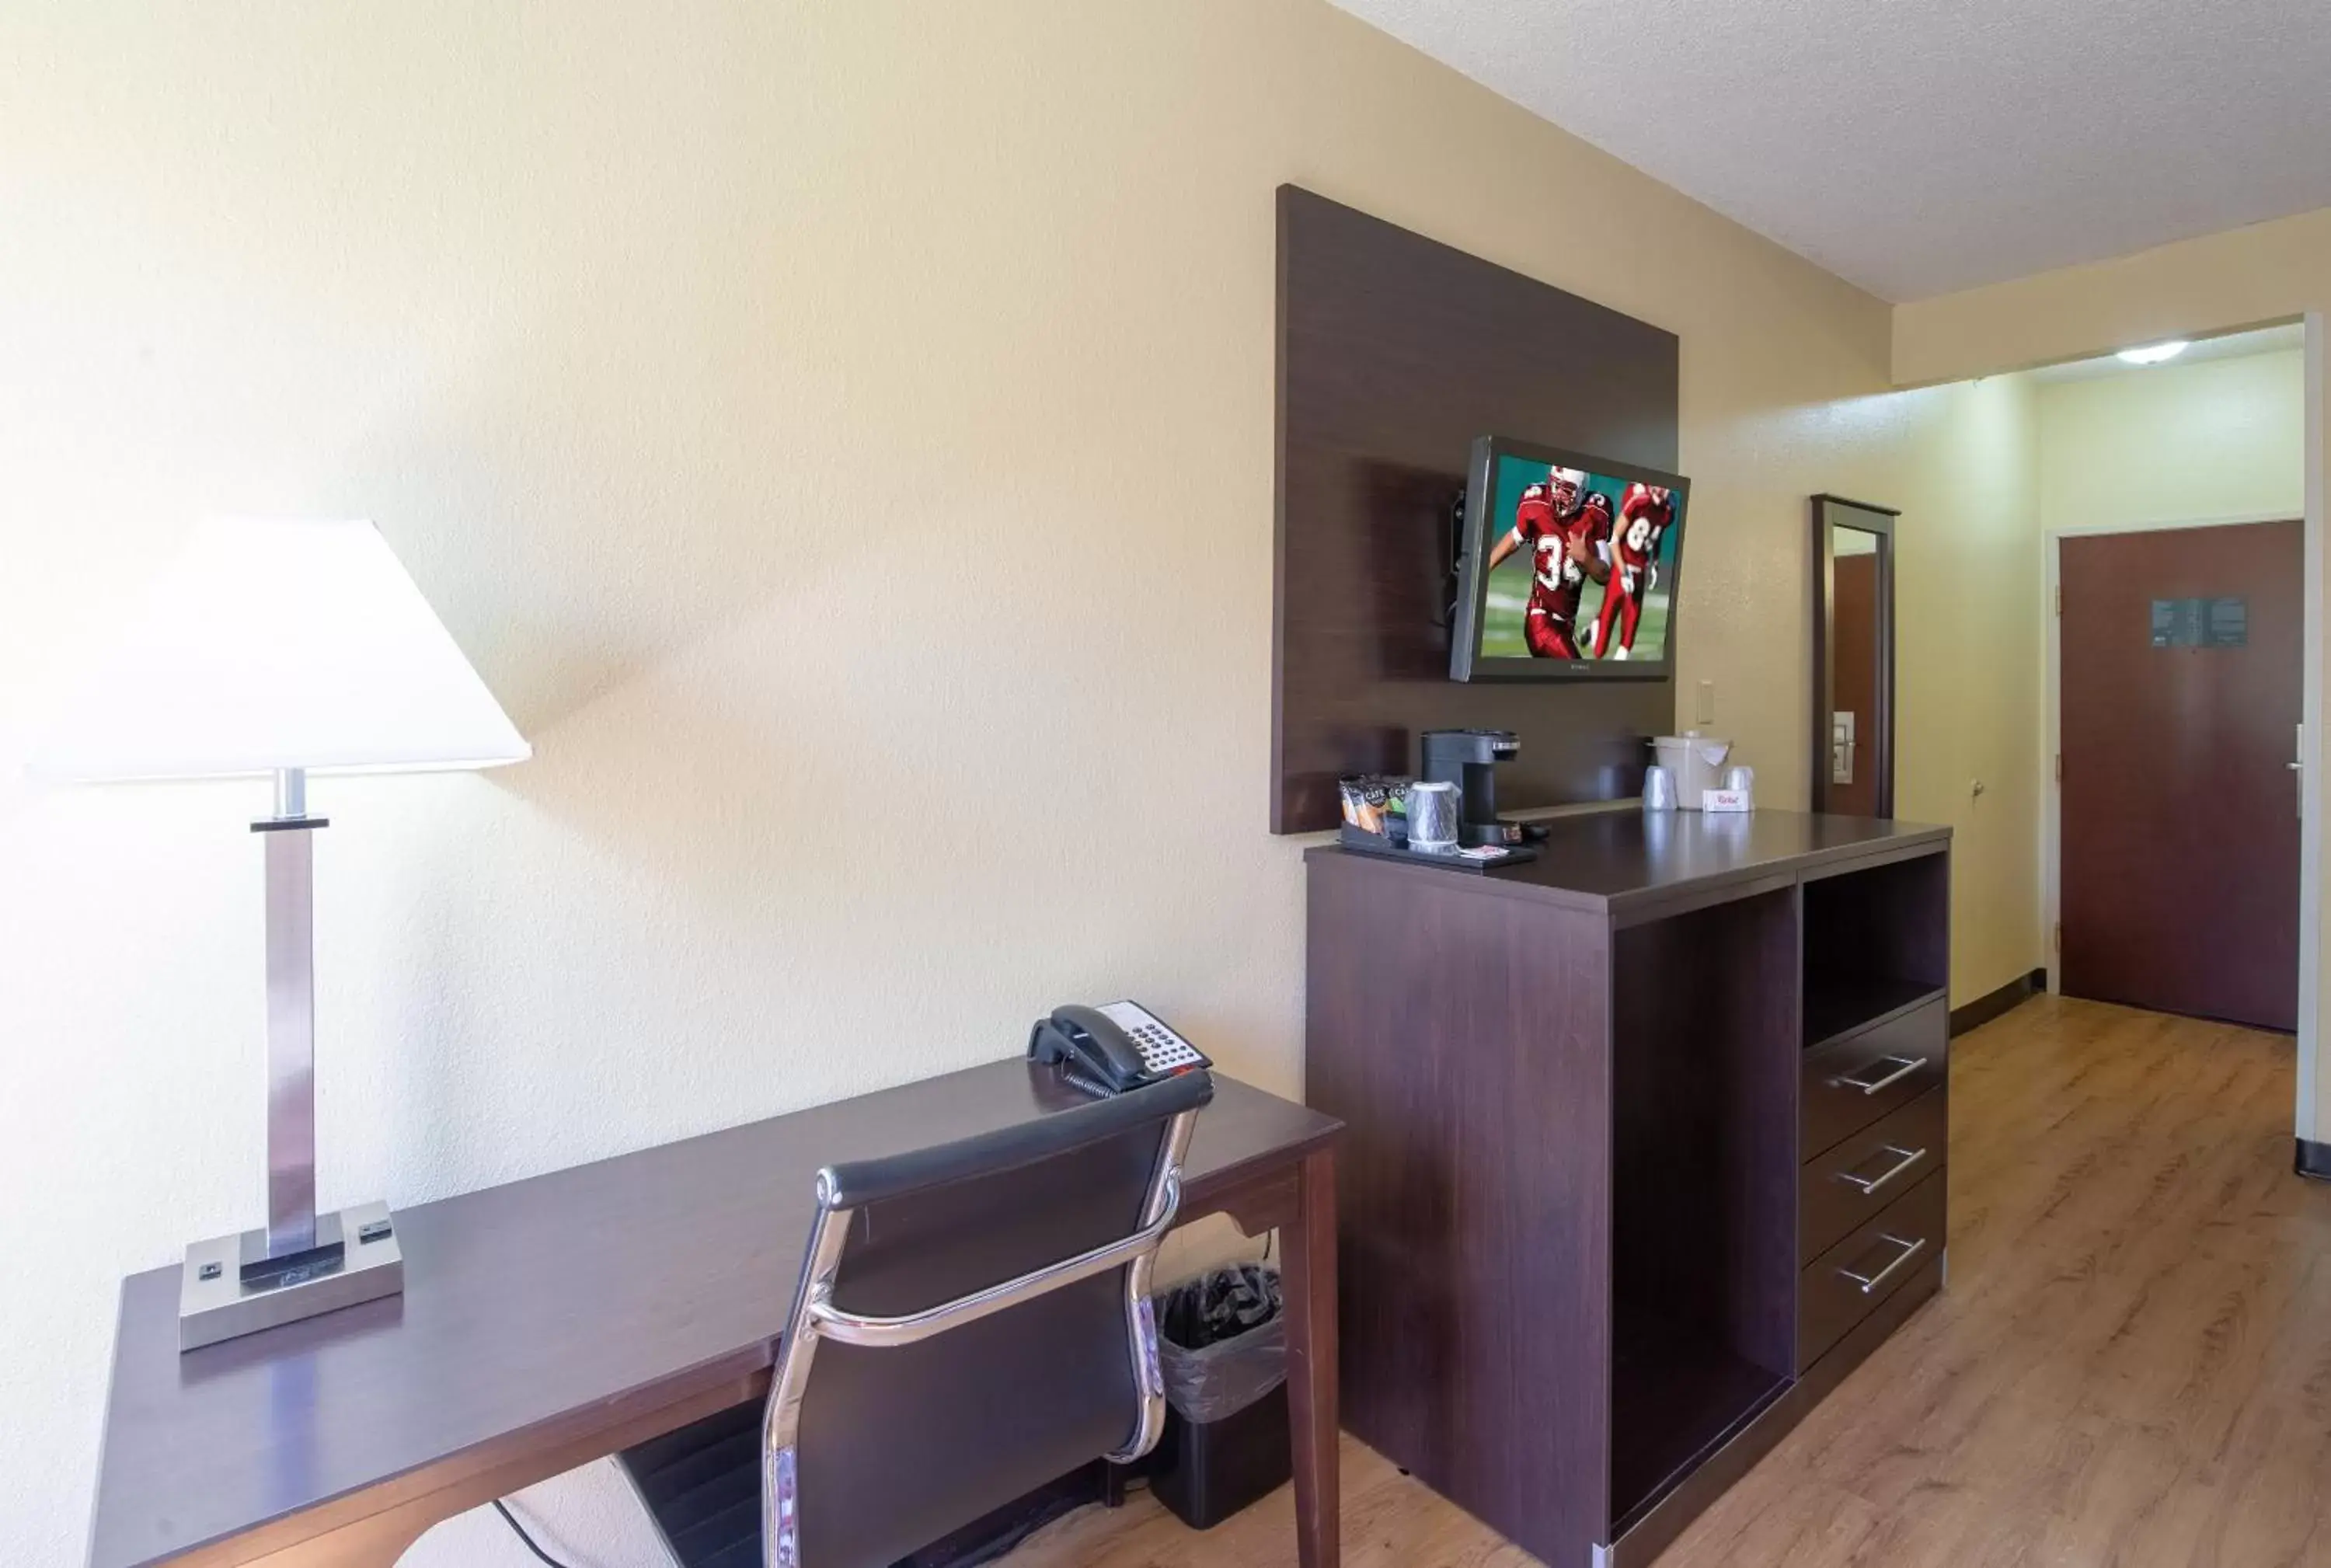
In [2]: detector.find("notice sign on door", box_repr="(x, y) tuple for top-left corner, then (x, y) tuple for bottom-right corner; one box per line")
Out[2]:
(2151, 596), (2248, 647)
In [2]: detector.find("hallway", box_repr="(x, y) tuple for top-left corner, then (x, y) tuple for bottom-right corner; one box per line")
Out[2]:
(1016, 997), (2331, 1566)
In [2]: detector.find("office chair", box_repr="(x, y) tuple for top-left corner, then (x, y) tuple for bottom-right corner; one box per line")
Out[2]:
(617, 1070), (1212, 1568)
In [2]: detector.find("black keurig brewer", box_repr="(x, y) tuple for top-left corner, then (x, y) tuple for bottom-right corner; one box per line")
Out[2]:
(1421, 728), (1545, 848)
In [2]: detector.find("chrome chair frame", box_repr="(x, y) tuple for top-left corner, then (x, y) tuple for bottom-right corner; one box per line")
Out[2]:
(758, 1105), (1200, 1568)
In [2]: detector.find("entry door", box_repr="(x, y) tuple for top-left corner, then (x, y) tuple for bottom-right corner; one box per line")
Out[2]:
(2059, 521), (2302, 1030)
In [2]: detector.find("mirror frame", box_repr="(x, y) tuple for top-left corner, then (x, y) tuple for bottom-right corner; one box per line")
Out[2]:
(1810, 494), (1898, 817)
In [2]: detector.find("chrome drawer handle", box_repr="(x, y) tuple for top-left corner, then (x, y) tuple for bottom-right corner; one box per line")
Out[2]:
(1838, 1144), (1927, 1196)
(1838, 1233), (1926, 1295)
(1832, 1054), (1922, 1096)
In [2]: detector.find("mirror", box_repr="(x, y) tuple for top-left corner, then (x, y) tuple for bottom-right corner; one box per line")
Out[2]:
(1812, 496), (1897, 817)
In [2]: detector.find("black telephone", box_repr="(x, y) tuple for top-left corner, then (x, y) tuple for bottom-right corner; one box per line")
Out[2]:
(1028, 1001), (1213, 1097)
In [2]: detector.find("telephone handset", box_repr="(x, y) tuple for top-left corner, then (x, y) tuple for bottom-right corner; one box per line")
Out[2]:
(1028, 1000), (1213, 1097)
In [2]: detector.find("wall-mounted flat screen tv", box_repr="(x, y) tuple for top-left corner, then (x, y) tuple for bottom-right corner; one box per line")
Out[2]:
(1450, 435), (1689, 683)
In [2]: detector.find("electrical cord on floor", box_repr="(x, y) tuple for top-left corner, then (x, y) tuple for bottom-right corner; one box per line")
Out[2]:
(493, 1500), (579, 1568)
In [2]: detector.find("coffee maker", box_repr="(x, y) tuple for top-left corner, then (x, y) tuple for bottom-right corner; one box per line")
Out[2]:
(1420, 728), (1545, 848)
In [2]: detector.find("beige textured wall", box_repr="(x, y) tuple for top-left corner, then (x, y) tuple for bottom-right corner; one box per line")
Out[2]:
(1897, 217), (2326, 1148)
(2039, 351), (2306, 534)
(2, 3), (2041, 1561)
(1897, 375), (2045, 1007)
(1895, 209), (2331, 390)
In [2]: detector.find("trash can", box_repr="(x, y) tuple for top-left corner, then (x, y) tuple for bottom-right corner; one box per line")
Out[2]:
(1148, 1263), (1290, 1530)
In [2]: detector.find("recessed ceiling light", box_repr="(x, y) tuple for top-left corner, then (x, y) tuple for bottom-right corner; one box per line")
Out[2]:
(2117, 340), (2190, 366)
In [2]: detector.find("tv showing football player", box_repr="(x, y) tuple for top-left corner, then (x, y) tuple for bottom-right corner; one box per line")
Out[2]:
(1450, 435), (1688, 682)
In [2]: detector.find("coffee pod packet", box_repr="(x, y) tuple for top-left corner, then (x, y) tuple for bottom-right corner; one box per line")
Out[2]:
(1338, 774), (1413, 838)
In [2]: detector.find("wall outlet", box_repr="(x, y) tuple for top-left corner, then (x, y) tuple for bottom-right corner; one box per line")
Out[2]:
(1695, 680), (1716, 725)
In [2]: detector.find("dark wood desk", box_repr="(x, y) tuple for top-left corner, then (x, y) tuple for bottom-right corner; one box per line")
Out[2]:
(90, 1064), (1343, 1568)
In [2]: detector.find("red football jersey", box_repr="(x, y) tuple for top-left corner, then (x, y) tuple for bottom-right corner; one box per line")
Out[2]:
(1611, 484), (1674, 581)
(1513, 483), (1609, 625)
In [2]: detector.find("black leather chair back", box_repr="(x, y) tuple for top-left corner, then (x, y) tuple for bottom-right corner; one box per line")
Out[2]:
(620, 1070), (1211, 1568)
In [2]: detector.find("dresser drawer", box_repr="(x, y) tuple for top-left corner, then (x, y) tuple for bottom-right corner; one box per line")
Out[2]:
(1800, 1086), (1946, 1262)
(1797, 1167), (1945, 1371)
(1801, 1000), (1947, 1160)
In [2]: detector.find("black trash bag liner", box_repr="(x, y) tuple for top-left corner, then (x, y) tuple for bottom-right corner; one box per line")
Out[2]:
(1154, 1264), (1284, 1423)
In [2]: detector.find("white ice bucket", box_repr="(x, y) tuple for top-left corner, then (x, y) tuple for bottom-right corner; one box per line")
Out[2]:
(1648, 733), (1732, 808)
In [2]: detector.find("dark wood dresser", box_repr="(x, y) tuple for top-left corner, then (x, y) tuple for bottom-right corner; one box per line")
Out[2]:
(1305, 809), (1951, 1568)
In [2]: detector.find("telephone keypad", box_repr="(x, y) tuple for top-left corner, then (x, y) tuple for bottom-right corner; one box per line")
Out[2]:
(1134, 1026), (1201, 1071)
(1097, 1001), (1213, 1076)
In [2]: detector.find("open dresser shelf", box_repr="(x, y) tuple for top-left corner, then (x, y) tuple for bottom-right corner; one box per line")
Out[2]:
(1803, 974), (1946, 1054)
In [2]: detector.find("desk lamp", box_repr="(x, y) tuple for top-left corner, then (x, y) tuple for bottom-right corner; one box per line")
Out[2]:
(30, 519), (528, 1349)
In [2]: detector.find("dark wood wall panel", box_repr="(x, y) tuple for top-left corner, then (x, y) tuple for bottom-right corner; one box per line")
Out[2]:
(1272, 186), (1681, 833)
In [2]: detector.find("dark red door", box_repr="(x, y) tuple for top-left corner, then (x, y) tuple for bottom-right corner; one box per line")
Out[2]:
(2059, 521), (2301, 1030)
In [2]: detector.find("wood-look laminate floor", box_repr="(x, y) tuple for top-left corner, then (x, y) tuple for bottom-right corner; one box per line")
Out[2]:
(1012, 995), (2331, 1568)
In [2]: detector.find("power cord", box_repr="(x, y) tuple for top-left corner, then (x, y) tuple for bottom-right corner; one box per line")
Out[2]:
(493, 1500), (579, 1568)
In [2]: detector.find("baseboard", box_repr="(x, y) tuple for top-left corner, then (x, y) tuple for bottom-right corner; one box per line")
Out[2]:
(2295, 1139), (2331, 1183)
(1949, 968), (2049, 1037)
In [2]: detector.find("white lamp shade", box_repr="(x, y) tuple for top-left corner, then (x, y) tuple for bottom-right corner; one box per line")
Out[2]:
(30, 518), (530, 782)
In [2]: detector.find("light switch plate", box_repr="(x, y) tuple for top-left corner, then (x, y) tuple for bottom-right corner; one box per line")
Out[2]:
(1695, 680), (1716, 725)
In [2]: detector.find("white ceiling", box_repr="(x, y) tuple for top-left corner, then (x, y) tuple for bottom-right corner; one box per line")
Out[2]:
(1330, 0), (2331, 301)
(2026, 322), (2304, 383)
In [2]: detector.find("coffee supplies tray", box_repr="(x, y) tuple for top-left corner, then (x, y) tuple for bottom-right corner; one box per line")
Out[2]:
(1336, 824), (1537, 873)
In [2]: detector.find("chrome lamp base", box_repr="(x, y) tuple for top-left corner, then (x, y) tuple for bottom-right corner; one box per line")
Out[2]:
(176, 767), (408, 1352)
(179, 1201), (403, 1350)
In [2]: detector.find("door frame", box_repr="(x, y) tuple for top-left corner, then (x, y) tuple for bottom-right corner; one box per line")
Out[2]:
(1957, 310), (2323, 1150)
(2042, 513), (2315, 1041)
